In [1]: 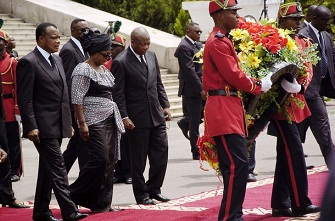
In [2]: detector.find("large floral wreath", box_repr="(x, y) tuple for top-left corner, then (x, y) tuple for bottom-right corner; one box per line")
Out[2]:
(197, 19), (320, 173)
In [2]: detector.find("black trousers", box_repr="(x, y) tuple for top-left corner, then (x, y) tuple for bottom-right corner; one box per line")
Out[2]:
(181, 95), (203, 155)
(5, 121), (22, 176)
(299, 97), (335, 168)
(271, 119), (312, 210)
(33, 138), (77, 220)
(126, 123), (168, 202)
(214, 134), (248, 221)
(0, 118), (16, 204)
(63, 111), (89, 172)
(70, 116), (116, 212)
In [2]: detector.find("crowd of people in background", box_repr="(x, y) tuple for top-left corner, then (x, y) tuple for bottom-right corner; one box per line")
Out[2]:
(0, 0), (335, 220)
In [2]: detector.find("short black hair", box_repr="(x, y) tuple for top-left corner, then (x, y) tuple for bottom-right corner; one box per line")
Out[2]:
(186, 22), (199, 32)
(71, 18), (86, 29)
(35, 22), (57, 43)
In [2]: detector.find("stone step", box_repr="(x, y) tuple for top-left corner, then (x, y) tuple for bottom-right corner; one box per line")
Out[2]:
(1, 27), (36, 34)
(162, 79), (179, 87)
(1, 22), (37, 28)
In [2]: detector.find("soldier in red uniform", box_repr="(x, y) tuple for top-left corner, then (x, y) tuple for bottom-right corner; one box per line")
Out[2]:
(270, 2), (321, 217)
(203, 1), (272, 220)
(0, 29), (22, 182)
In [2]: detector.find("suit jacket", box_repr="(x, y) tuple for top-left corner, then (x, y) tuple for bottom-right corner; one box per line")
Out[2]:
(174, 37), (203, 97)
(16, 47), (72, 138)
(59, 38), (87, 99)
(299, 25), (335, 99)
(111, 47), (170, 128)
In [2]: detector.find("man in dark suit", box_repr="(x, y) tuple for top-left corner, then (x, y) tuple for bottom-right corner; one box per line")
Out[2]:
(17, 23), (88, 221)
(112, 27), (171, 205)
(59, 18), (89, 172)
(174, 22), (206, 160)
(299, 5), (335, 168)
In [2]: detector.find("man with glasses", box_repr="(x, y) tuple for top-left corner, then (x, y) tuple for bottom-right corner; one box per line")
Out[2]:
(60, 18), (90, 173)
(175, 22), (205, 160)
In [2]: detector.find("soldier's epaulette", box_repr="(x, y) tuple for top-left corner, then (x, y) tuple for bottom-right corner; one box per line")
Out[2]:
(215, 31), (225, 38)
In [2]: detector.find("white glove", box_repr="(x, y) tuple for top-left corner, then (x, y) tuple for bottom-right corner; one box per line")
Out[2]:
(15, 115), (21, 122)
(260, 74), (272, 92)
(281, 78), (301, 93)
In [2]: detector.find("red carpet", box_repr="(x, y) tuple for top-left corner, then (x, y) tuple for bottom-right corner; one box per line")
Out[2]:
(1, 166), (328, 221)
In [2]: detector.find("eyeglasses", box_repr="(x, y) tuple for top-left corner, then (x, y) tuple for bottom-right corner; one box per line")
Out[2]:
(99, 52), (112, 60)
(73, 28), (89, 33)
(193, 30), (203, 35)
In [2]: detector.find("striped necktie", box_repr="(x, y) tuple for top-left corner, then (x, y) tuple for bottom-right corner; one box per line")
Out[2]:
(319, 31), (328, 77)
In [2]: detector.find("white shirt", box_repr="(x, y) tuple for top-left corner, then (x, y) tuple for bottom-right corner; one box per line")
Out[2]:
(129, 45), (146, 64)
(36, 45), (52, 67)
(70, 36), (85, 56)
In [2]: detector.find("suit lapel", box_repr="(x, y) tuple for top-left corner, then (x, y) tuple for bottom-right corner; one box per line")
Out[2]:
(70, 39), (87, 60)
(127, 48), (148, 78)
(34, 48), (64, 91)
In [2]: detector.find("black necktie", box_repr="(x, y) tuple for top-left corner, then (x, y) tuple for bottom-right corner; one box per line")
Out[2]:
(49, 55), (56, 69)
(319, 32), (328, 77)
(140, 55), (147, 69)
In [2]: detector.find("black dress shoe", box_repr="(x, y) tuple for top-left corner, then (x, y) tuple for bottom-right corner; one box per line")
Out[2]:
(137, 197), (156, 205)
(124, 178), (132, 184)
(150, 194), (170, 202)
(247, 173), (257, 182)
(272, 208), (295, 217)
(306, 165), (315, 170)
(34, 215), (61, 221)
(293, 205), (321, 216)
(113, 177), (125, 184)
(63, 212), (88, 221)
(109, 207), (125, 212)
(192, 154), (200, 160)
(2, 201), (30, 208)
(11, 175), (20, 182)
(177, 120), (189, 140)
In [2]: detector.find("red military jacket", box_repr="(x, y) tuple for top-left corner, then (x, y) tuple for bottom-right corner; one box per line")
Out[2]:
(272, 35), (313, 123)
(0, 52), (19, 122)
(203, 27), (262, 137)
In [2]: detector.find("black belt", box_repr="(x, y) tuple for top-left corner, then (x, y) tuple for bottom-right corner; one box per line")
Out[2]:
(2, 93), (14, 99)
(208, 90), (239, 97)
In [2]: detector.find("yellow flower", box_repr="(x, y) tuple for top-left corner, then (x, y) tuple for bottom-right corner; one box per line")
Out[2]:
(239, 40), (254, 53)
(231, 29), (249, 41)
(247, 53), (262, 69)
(286, 37), (298, 51)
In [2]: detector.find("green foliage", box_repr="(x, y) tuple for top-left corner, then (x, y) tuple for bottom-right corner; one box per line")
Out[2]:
(71, 0), (191, 35)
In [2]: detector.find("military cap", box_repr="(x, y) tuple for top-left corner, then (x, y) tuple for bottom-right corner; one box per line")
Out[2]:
(209, 0), (242, 15)
(111, 33), (126, 47)
(278, 2), (304, 20)
(0, 29), (9, 42)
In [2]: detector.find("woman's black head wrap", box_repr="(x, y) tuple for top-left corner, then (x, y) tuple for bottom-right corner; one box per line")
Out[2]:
(80, 30), (111, 55)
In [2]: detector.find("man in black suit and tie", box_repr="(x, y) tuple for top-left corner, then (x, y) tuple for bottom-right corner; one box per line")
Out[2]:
(300, 5), (316, 30)
(174, 22), (206, 160)
(112, 27), (171, 205)
(299, 5), (335, 168)
(59, 18), (90, 172)
(17, 23), (88, 221)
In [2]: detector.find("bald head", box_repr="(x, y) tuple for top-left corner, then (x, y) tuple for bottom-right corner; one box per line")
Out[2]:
(131, 27), (150, 55)
(311, 5), (332, 31)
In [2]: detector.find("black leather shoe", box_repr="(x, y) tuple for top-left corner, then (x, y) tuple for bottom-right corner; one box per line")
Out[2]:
(247, 173), (257, 182)
(293, 205), (321, 216)
(109, 207), (125, 212)
(11, 175), (20, 182)
(63, 212), (88, 221)
(113, 177), (125, 184)
(34, 215), (61, 221)
(124, 178), (132, 184)
(137, 197), (156, 205)
(272, 208), (295, 217)
(192, 154), (200, 160)
(177, 120), (189, 140)
(2, 201), (30, 208)
(150, 194), (170, 202)
(306, 165), (315, 170)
